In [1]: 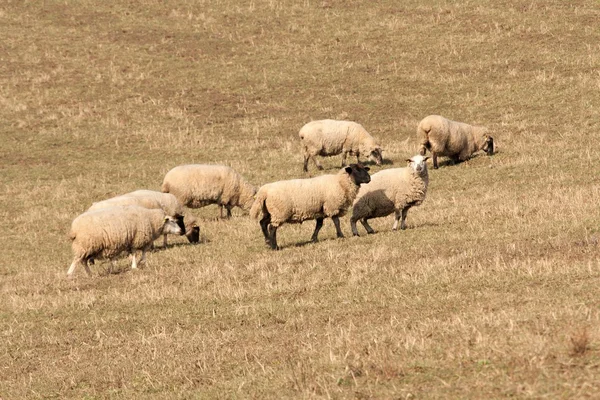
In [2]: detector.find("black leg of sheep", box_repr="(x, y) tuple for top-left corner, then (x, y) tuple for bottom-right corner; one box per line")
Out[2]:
(311, 218), (324, 242)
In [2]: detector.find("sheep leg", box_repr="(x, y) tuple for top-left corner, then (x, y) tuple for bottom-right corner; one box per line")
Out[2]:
(350, 218), (360, 236)
(82, 259), (92, 276)
(311, 217), (324, 242)
(432, 152), (439, 169)
(400, 207), (410, 230)
(108, 259), (117, 275)
(225, 206), (232, 218)
(268, 225), (279, 250)
(67, 259), (79, 276)
(131, 251), (138, 270)
(360, 218), (375, 234)
(138, 247), (149, 266)
(259, 214), (271, 243)
(311, 155), (323, 170)
(341, 152), (347, 167)
(303, 153), (310, 172)
(219, 205), (224, 219)
(163, 233), (168, 248)
(332, 215), (344, 238)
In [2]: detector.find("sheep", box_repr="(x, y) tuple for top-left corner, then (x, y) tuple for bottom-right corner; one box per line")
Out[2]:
(351, 155), (429, 236)
(88, 190), (190, 246)
(250, 164), (371, 249)
(162, 164), (256, 218)
(67, 205), (183, 277)
(417, 115), (494, 169)
(299, 119), (383, 172)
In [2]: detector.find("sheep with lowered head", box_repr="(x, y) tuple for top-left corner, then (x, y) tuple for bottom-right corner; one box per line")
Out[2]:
(87, 190), (193, 245)
(417, 115), (494, 169)
(162, 164), (256, 218)
(250, 164), (371, 249)
(351, 155), (429, 236)
(67, 205), (183, 277)
(299, 119), (383, 172)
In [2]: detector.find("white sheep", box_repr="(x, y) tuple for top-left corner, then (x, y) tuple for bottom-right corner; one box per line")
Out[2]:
(417, 115), (494, 169)
(299, 119), (383, 172)
(162, 164), (256, 218)
(250, 164), (371, 249)
(351, 155), (429, 236)
(67, 205), (183, 277)
(88, 190), (190, 246)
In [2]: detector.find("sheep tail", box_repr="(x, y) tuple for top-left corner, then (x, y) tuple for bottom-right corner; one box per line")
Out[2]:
(249, 190), (267, 220)
(161, 182), (170, 193)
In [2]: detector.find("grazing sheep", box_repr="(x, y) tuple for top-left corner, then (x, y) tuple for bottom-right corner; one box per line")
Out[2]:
(162, 164), (256, 218)
(67, 206), (183, 277)
(417, 115), (494, 169)
(351, 155), (429, 236)
(250, 164), (371, 249)
(299, 119), (383, 172)
(88, 190), (188, 246)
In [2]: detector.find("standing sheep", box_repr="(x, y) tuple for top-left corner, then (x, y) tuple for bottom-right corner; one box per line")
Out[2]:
(88, 190), (192, 246)
(67, 206), (183, 277)
(250, 164), (371, 250)
(351, 155), (429, 236)
(162, 164), (256, 218)
(299, 119), (383, 172)
(417, 115), (494, 169)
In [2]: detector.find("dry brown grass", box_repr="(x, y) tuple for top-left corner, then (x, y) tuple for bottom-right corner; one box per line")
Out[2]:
(2, 0), (600, 398)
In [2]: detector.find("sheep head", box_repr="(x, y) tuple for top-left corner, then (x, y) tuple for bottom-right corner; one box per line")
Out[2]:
(175, 214), (187, 236)
(163, 216), (183, 236)
(482, 135), (494, 155)
(345, 163), (371, 186)
(369, 146), (383, 166)
(184, 215), (200, 243)
(406, 155), (429, 174)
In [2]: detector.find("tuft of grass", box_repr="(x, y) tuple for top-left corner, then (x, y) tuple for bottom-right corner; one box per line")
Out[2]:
(570, 328), (591, 357)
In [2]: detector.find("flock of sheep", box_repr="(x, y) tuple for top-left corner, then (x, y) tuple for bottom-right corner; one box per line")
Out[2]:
(67, 115), (495, 276)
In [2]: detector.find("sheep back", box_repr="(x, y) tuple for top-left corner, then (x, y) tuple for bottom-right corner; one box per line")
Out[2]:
(162, 164), (256, 210)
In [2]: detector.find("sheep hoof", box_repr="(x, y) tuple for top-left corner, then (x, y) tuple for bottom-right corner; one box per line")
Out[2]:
(367, 230), (375, 235)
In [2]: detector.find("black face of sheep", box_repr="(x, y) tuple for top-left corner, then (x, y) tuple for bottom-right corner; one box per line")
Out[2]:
(370, 148), (383, 166)
(346, 164), (371, 185)
(186, 226), (200, 243)
(175, 215), (187, 235)
(483, 136), (495, 155)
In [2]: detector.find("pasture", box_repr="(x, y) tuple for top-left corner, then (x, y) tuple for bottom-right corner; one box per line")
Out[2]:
(2, 0), (600, 398)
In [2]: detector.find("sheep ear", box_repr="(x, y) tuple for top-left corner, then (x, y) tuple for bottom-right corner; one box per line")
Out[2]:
(364, 166), (370, 171)
(423, 156), (429, 161)
(345, 166), (352, 174)
(164, 217), (169, 222)
(405, 159), (412, 163)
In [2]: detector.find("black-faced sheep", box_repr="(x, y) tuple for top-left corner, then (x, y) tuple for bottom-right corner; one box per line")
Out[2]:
(250, 164), (371, 249)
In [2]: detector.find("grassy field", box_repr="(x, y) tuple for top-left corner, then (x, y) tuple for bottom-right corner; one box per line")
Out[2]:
(2, 0), (600, 398)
